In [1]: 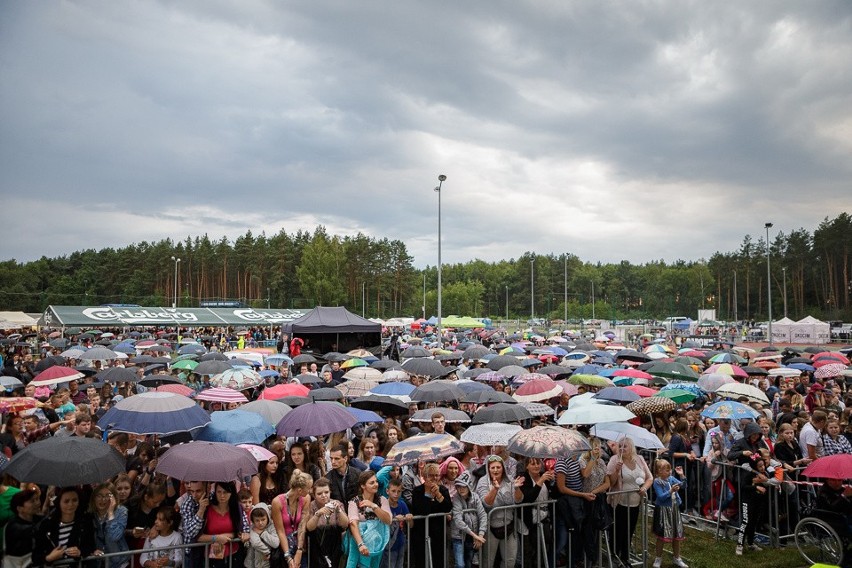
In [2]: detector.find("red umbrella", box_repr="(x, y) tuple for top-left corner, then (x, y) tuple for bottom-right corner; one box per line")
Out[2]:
(513, 377), (563, 403)
(259, 383), (310, 400)
(813, 352), (850, 366)
(802, 454), (852, 479)
(154, 384), (195, 397)
(625, 385), (657, 397)
(0, 397), (39, 413)
(30, 366), (85, 387)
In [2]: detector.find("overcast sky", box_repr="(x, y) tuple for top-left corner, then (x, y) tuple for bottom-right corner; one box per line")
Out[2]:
(2, 1), (851, 268)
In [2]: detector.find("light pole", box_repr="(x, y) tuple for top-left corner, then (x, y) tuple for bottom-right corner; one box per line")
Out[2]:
(563, 255), (568, 323)
(171, 256), (181, 309)
(434, 175), (446, 343)
(530, 258), (535, 321)
(765, 222), (773, 345)
(782, 267), (787, 318)
(422, 273), (426, 320)
(591, 280), (596, 320)
(505, 285), (509, 321)
(267, 287), (270, 309)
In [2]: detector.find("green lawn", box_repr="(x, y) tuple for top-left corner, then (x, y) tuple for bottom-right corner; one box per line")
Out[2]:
(675, 525), (808, 568)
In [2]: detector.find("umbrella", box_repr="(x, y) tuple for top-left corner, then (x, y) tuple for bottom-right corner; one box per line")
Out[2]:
(626, 397), (676, 416)
(460, 423), (523, 446)
(97, 392), (212, 435)
(401, 346), (432, 358)
(156, 441), (258, 482)
(554, 380), (579, 396)
(380, 370), (410, 382)
(194, 360), (234, 376)
(259, 383), (310, 400)
(462, 346), (492, 360)
(590, 422), (665, 450)
(659, 382), (704, 397)
(0, 376), (24, 389)
(346, 407), (384, 423)
(240, 399), (293, 425)
(342, 367), (384, 381)
(178, 344), (207, 356)
(276, 401), (357, 437)
(275, 396), (311, 407)
(293, 373), (323, 385)
(705, 363), (748, 378)
(567, 374), (613, 388)
(5, 437), (125, 486)
(557, 404), (636, 425)
(802, 454), (852, 479)
(486, 355), (523, 371)
(351, 396), (410, 415)
(613, 369), (653, 380)
(80, 347), (118, 361)
(196, 388), (250, 404)
(410, 381), (466, 403)
(507, 426), (591, 458)
(309, 388), (344, 402)
(766, 367), (801, 378)
(401, 358), (448, 378)
(292, 354), (318, 365)
(474, 371), (507, 383)
(34, 356), (65, 372)
(517, 402), (556, 417)
(371, 360), (402, 371)
(60, 348), (86, 359)
(714, 383), (770, 405)
(30, 366), (85, 387)
(340, 358), (368, 369)
(624, 385), (656, 397)
(461, 390), (516, 405)
(697, 373), (736, 393)
(512, 377), (563, 403)
(172, 359), (199, 371)
(0, 397), (39, 413)
(265, 354), (293, 366)
(646, 362), (700, 381)
(335, 379), (379, 399)
(369, 382), (416, 397)
(786, 363), (815, 372)
(209, 368), (264, 390)
(594, 387), (640, 403)
(654, 389), (696, 404)
(814, 363), (848, 379)
(384, 433), (465, 466)
(471, 403), (533, 424)
(410, 408), (471, 423)
(199, 352), (230, 362)
(237, 444), (276, 462)
(700, 401), (760, 421)
(153, 384), (195, 397)
(196, 410), (275, 445)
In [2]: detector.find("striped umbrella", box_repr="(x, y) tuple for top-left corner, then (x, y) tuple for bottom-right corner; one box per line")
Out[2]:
(30, 366), (85, 387)
(97, 392), (211, 435)
(196, 387), (249, 404)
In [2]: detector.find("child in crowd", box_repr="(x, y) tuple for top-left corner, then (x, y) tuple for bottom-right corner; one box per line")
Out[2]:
(140, 506), (183, 568)
(652, 460), (687, 568)
(451, 471), (487, 568)
(246, 503), (280, 568)
(736, 452), (770, 556)
(385, 478), (412, 568)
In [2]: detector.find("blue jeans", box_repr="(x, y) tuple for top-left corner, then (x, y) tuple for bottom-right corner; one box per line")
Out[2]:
(453, 537), (475, 568)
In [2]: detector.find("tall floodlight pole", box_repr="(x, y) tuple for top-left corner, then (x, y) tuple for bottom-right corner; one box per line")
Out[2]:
(505, 285), (509, 321)
(530, 259), (535, 320)
(435, 175), (446, 343)
(782, 267), (788, 318)
(171, 256), (181, 308)
(765, 222), (773, 346)
(564, 256), (568, 323)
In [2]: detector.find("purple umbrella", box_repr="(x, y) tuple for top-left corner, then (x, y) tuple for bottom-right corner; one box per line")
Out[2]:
(156, 441), (258, 482)
(276, 401), (357, 438)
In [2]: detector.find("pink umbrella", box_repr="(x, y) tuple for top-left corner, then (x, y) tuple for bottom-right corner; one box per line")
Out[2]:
(513, 377), (563, 403)
(625, 385), (657, 397)
(705, 363), (748, 378)
(814, 363), (848, 380)
(612, 369), (653, 379)
(154, 384), (195, 397)
(196, 387), (249, 404)
(259, 383), (310, 400)
(30, 366), (85, 387)
(555, 380), (579, 396)
(237, 444), (276, 462)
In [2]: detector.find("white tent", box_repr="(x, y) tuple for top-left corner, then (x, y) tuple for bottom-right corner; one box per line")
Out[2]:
(771, 317), (796, 343)
(790, 316), (831, 344)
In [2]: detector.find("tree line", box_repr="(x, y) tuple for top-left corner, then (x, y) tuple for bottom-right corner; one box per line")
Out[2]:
(0, 213), (849, 323)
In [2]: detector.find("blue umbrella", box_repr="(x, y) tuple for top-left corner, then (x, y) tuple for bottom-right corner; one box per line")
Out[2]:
(196, 410), (275, 444)
(594, 386), (640, 403)
(178, 343), (207, 355)
(700, 401), (760, 421)
(265, 354), (293, 366)
(456, 380), (491, 394)
(113, 342), (137, 354)
(259, 370), (280, 378)
(787, 363), (815, 372)
(573, 364), (603, 375)
(98, 392), (211, 435)
(660, 382), (705, 396)
(370, 383), (416, 396)
(597, 368), (619, 378)
(547, 346), (569, 356)
(346, 407), (384, 423)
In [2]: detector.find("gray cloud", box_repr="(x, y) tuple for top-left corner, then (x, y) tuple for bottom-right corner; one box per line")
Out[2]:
(2, 1), (851, 267)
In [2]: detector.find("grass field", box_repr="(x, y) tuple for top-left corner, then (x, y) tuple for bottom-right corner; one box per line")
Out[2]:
(674, 525), (808, 568)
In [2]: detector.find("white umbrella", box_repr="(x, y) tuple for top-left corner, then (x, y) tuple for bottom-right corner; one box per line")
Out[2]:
(459, 423), (523, 447)
(591, 422), (665, 449)
(567, 392), (604, 408)
(557, 404), (635, 425)
(767, 368), (801, 378)
(714, 383), (770, 405)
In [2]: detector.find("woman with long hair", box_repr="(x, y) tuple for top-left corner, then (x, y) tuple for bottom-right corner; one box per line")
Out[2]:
(198, 482), (250, 568)
(346, 470), (391, 568)
(250, 453), (283, 505)
(33, 487), (96, 567)
(606, 437), (653, 568)
(282, 444), (322, 483)
(475, 456), (524, 568)
(272, 470), (313, 568)
(305, 478), (349, 568)
(578, 438), (610, 567)
(89, 483), (129, 568)
(125, 483), (167, 557)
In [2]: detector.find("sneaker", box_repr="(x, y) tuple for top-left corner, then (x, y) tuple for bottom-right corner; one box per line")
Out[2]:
(749, 544), (763, 552)
(673, 558), (689, 568)
(735, 546), (743, 556)
(653, 558), (662, 568)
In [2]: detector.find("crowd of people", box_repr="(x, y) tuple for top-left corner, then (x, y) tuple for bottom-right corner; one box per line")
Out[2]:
(0, 326), (850, 568)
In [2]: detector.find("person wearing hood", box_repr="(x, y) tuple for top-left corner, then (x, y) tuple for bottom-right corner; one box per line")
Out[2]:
(451, 471), (487, 568)
(727, 422), (768, 468)
(246, 502), (280, 568)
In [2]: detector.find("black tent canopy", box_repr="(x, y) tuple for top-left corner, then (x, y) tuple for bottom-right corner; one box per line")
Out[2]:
(281, 306), (381, 354)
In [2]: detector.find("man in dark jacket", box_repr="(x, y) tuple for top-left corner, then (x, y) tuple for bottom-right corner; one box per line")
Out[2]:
(410, 462), (452, 568)
(326, 442), (360, 506)
(4, 489), (43, 566)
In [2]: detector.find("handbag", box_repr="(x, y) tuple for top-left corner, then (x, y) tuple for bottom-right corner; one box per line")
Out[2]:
(489, 524), (508, 539)
(260, 533), (285, 568)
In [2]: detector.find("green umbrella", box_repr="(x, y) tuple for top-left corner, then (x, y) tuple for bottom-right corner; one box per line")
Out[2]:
(654, 389), (696, 404)
(567, 374), (613, 388)
(172, 359), (199, 371)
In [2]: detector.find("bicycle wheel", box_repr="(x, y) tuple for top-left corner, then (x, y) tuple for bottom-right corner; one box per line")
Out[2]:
(795, 517), (843, 566)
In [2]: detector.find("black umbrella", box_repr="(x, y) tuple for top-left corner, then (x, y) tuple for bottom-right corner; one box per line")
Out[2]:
(275, 396), (311, 407)
(131, 355), (157, 365)
(351, 396), (409, 415)
(195, 360), (234, 376)
(460, 390), (516, 405)
(96, 366), (140, 384)
(308, 388), (343, 402)
(200, 352), (229, 362)
(741, 366), (769, 376)
(499, 365), (529, 379)
(400, 358), (447, 378)
(139, 376), (181, 387)
(294, 373), (322, 385)
(574, 343), (596, 352)
(322, 352), (347, 362)
(615, 349), (652, 363)
(401, 346), (432, 358)
(486, 355), (522, 371)
(463, 368), (491, 379)
(292, 354), (318, 365)
(410, 380), (466, 403)
(785, 357), (813, 365)
(471, 402), (533, 424)
(74, 365), (98, 377)
(462, 346), (492, 360)
(5, 437), (125, 486)
(370, 360), (402, 371)
(538, 364), (571, 377)
(803, 346), (822, 354)
(35, 356), (65, 372)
